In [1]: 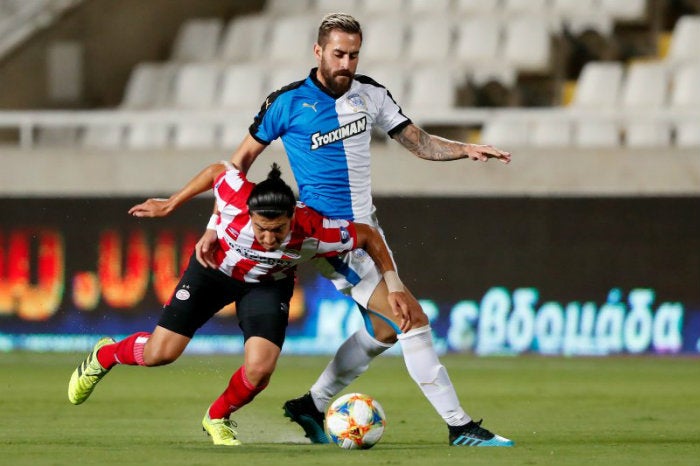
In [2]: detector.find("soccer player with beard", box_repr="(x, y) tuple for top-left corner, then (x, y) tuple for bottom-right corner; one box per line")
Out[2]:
(195, 13), (514, 447)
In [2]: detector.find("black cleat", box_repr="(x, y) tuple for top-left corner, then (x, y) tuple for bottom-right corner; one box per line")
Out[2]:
(283, 392), (329, 444)
(448, 419), (514, 447)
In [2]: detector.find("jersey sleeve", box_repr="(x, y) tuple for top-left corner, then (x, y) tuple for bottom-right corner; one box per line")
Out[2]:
(370, 83), (412, 137)
(315, 218), (358, 257)
(249, 90), (291, 145)
(296, 206), (358, 257)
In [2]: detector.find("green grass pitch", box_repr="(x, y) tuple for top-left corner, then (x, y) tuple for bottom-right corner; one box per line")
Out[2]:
(1, 352), (698, 465)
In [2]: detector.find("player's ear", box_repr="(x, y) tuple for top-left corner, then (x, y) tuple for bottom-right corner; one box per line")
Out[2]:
(313, 43), (322, 61)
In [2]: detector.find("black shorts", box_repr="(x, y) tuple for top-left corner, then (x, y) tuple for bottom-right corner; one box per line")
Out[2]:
(158, 254), (294, 348)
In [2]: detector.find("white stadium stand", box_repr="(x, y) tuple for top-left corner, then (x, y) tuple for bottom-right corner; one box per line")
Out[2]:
(3, 1), (700, 161)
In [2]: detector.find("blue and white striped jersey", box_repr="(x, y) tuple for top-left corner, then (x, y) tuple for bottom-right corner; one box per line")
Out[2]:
(250, 68), (411, 221)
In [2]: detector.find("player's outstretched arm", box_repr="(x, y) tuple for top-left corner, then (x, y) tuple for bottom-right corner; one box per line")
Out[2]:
(229, 134), (267, 175)
(393, 123), (511, 164)
(354, 224), (413, 332)
(128, 162), (228, 218)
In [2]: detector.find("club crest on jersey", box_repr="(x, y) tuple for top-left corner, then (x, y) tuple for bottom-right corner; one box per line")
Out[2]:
(340, 226), (350, 244)
(346, 93), (367, 112)
(310, 116), (367, 150)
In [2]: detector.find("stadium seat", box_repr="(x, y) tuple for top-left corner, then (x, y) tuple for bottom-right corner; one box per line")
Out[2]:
(666, 15), (700, 66)
(670, 62), (700, 108)
(564, 13), (615, 37)
(454, 15), (502, 71)
(360, 64), (407, 104)
(171, 63), (222, 109)
(218, 14), (269, 63)
(81, 124), (125, 149)
(550, 0), (599, 18)
(172, 121), (219, 149)
(360, 17), (407, 65)
(219, 63), (268, 110)
(403, 66), (456, 114)
(267, 65), (308, 93)
(266, 15), (317, 66)
(530, 119), (573, 147)
(514, 16), (554, 73)
(570, 61), (624, 108)
(502, 15), (552, 74)
(573, 119), (621, 148)
(624, 119), (671, 148)
(315, 0), (360, 14)
(675, 120), (700, 147)
(168, 63), (222, 149)
(121, 62), (178, 109)
(454, 0), (501, 16)
(480, 118), (530, 147)
(359, 0), (406, 16)
(170, 18), (223, 62)
(502, 0), (548, 16)
(220, 114), (254, 149)
(620, 61), (670, 109)
(407, 0), (451, 16)
(599, 0), (648, 23)
(264, 0), (312, 16)
(125, 123), (171, 149)
(405, 15), (454, 65)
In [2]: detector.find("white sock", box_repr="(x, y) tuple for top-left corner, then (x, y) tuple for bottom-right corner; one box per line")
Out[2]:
(398, 325), (471, 427)
(310, 327), (393, 413)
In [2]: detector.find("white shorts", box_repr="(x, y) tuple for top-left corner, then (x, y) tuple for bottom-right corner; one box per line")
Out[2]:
(311, 207), (395, 308)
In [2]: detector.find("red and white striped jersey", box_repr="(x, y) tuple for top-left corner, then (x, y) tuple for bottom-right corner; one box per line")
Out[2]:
(210, 167), (358, 283)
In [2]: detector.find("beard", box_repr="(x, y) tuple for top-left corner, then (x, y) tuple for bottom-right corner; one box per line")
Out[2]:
(319, 59), (354, 95)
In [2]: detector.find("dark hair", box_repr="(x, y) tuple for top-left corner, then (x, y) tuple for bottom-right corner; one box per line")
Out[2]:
(247, 163), (296, 218)
(317, 13), (362, 47)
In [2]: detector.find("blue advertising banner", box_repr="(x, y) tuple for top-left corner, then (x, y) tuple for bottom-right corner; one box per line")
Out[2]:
(0, 197), (698, 356)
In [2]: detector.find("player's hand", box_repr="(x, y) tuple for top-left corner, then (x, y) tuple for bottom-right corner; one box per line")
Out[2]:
(465, 143), (511, 164)
(388, 291), (412, 333)
(195, 228), (219, 268)
(128, 198), (173, 218)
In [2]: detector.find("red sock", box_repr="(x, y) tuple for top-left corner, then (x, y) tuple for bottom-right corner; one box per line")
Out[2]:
(208, 366), (268, 419)
(96, 332), (150, 369)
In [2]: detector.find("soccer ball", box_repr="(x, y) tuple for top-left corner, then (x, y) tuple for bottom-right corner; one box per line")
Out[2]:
(326, 393), (386, 449)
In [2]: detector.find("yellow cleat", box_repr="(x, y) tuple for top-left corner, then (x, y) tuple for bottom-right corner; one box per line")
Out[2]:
(67, 337), (115, 405)
(202, 412), (242, 446)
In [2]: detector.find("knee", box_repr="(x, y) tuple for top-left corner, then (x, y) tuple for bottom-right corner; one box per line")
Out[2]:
(244, 361), (276, 387)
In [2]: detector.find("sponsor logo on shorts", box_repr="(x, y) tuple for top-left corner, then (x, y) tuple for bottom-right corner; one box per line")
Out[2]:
(175, 289), (190, 301)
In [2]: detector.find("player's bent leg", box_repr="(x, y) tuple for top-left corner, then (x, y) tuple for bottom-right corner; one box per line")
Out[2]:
(366, 280), (429, 337)
(68, 336), (116, 405)
(141, 326), (190, 366)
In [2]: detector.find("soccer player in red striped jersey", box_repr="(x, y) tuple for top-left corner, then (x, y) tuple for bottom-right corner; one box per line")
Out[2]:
(67, 162), (415, 446)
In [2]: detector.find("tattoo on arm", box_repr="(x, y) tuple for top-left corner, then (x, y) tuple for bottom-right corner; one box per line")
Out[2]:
(394, 124), (468, 161)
